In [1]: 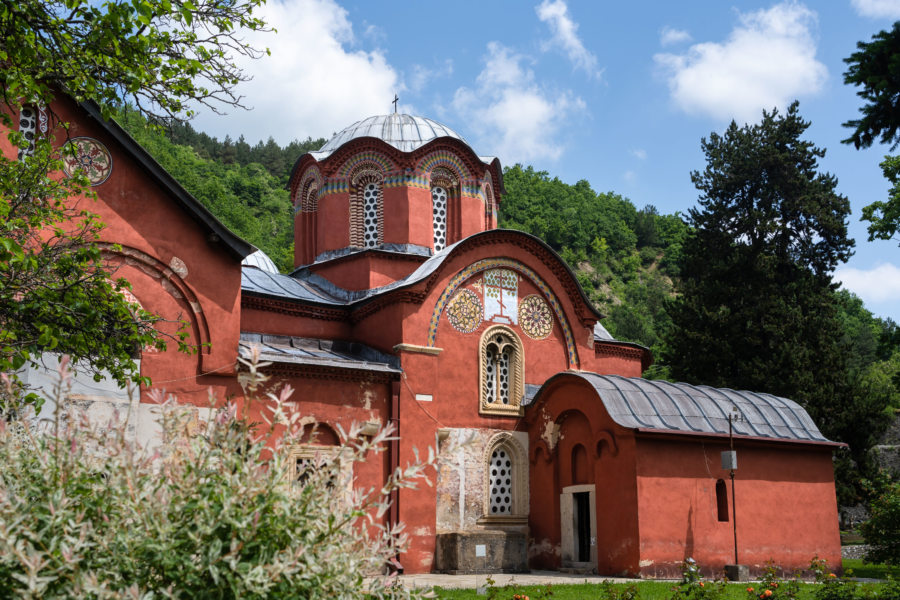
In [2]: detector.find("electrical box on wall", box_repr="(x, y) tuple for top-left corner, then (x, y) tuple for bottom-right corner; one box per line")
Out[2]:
(721, 451), (737, 470)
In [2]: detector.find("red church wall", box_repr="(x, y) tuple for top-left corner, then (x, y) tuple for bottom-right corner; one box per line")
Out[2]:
(405, 186), (436, 248)
(633, 435), (842, 578)
(5, 99), (244, 406)
(308, 253), (428, 291)
(526, 379), (642, 575)
(459, 195), (487, 240)
(382, 186), (410, 246)
(317, 192), (351, 252)
(239, 305), (352, 339)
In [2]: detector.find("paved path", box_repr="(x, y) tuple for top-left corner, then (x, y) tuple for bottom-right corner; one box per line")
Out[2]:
(396, 571), (649, 591)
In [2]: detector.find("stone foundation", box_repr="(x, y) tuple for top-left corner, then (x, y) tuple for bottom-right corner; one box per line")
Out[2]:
(434, 531), (528, 574)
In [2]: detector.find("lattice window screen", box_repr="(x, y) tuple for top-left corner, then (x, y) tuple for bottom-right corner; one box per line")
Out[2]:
(363, 182), (380, 248)
(489, 447), (513, 514)
(432, 186), (447, 251)
(18, 106), (36, 160)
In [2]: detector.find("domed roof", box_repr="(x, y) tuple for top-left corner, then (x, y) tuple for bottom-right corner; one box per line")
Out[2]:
(241, 249), (279, 273)
(310, 113), (468, 160)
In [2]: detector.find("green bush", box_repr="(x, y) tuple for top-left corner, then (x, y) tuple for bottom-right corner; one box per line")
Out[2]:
(861, 482), (900, 566)
(0, 353), (429, 598)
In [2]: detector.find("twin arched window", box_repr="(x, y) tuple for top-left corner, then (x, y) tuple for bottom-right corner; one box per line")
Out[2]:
(18, 106), (37, 161)
(479, 325), (524, 416)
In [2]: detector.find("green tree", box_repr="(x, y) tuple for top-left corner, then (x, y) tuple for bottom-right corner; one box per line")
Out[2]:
(0, 0), (270, 403)
(861, 482), (900, 565)
(843, 24), (900, 245)
(664, 103), (888, 486)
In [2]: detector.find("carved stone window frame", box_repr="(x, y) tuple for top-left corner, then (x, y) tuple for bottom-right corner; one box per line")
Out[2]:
(285, 444), (352, 505)
(349, 166), (384, 249)
(478, 432), (529, 525)
(479, 325), (525, 417)
(430, 167), (459, 250)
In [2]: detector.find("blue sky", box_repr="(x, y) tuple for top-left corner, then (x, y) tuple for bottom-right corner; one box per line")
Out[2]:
(190, 0), (900, 323)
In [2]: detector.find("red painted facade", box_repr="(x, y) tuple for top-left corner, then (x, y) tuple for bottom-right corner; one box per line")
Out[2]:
(13, 102), (842, 577)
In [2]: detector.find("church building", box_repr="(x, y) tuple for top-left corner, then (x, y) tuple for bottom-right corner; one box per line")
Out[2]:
(10, 99), (843, 577)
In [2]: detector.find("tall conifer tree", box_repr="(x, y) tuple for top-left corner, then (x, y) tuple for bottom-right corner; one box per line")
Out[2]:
(664, 102), (861, 448)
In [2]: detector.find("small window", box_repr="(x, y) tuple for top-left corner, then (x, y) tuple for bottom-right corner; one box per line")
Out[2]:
(716, 479), (729, 522)
(18, 105), (37, 160)
(479, 326), (524, 416)
(432, 185), (448, 251)
(363, 182), (380, 248)
(480, 433), (529, 524)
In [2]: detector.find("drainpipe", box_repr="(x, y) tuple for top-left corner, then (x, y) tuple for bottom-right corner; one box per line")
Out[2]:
(388, 379), (403, 573)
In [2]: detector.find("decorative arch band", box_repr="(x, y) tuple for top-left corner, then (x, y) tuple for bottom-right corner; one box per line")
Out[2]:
(295, 168), (324, 207)
(337, 151), (395, 177)
(417, 150), (471, 180)
(427, 258), (579, 367)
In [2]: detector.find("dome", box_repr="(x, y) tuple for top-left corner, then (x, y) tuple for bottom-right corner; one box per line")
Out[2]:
(310, 113), (468, 160)
(241, 249), (279, 273)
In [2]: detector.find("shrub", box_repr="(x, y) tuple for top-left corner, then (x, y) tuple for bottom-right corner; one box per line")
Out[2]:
(669, 558), (725, 600)
(0, 352), (430, 598)
(861, 481), (900, 565)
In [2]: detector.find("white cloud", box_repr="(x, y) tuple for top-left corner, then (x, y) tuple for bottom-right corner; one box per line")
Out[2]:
(834, 263), (900, 303)
(654, 1), (827, 123)
(851, 0), (900, 19)
(189, 0), (400, 144)
(631, 148), (647, 160)
(451, 42), (585, 163)
(407, 60), (454, 94)
(623, 170), (637, 183)
(660, 26), (692, 46)
(536, 0), (602, 79)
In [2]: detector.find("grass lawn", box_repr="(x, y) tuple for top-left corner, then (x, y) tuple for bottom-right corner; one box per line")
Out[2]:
(432, 581), (811, 600)
(843, 558), (900, 580)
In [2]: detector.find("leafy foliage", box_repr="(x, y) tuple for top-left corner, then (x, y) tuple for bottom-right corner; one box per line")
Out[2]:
(0, 0), (272, 402)
(842, 22), (900, 151)
(118, 109), (304, 271)
(499, 165), (688, 367)
(861, 154), (900, 245)
(0, 0), (270, 122)
(861, 482), (900, 566)
(0, 354), (430, 598)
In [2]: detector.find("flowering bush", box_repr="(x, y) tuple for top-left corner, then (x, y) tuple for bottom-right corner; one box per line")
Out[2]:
(669, 558), (725, 600)
(743, 562), (800, 600)
(0, 353), (431, 599)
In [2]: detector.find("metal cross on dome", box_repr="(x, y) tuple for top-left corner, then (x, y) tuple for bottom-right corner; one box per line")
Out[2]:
(392, 94), (399, 113)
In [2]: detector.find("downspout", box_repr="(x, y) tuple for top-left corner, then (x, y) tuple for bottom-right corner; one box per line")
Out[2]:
(388, 379), (403, 573)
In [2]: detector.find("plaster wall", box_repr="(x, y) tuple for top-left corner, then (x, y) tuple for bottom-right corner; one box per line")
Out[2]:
(633, 436), (842, 578)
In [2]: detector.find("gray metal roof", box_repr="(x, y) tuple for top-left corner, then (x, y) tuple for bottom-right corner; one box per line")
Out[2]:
(239, 333), (401, 374)
(593, 322), (615, 341)
(540, 372), (832, 443)
(241, 249), (279, 273)
(311, 113), (467, 160)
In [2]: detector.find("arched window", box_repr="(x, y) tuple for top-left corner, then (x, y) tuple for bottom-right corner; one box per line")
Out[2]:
(480, 433), (528, 524)
(350, 168), (383, 249)
(479, 325), (524, 416)
(716, 479), (729, 522)
(430, 167), (458, 252)
(18, 105), (37, 160)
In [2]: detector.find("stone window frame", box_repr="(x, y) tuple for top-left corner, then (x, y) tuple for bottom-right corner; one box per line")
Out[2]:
(478, 324), (525, 417)
(349, 166), (384, 249)
(285, 444), (352, 505)
(478, 432), (528, 525)
(430, 166), (458, 252)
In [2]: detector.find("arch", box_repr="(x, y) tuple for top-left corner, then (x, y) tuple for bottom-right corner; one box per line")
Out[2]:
(482, 175), (497, 229)
(430, 166), (459, 251)
(294, 167), (323, 212)
(481, 432), (529, 521)
(416, 149), (471, 180)
(300, 421), (341, 446)
(337, 151), (394, 177)
(98, 243), (211, 370)
(479, 325), (525, 416)
(349, 165), (384, 248)
(428, 258), (579, 367)
(571, 443), (589, 485)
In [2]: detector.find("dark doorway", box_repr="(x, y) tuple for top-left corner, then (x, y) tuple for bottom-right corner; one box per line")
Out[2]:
(574, 491), (591, 562)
